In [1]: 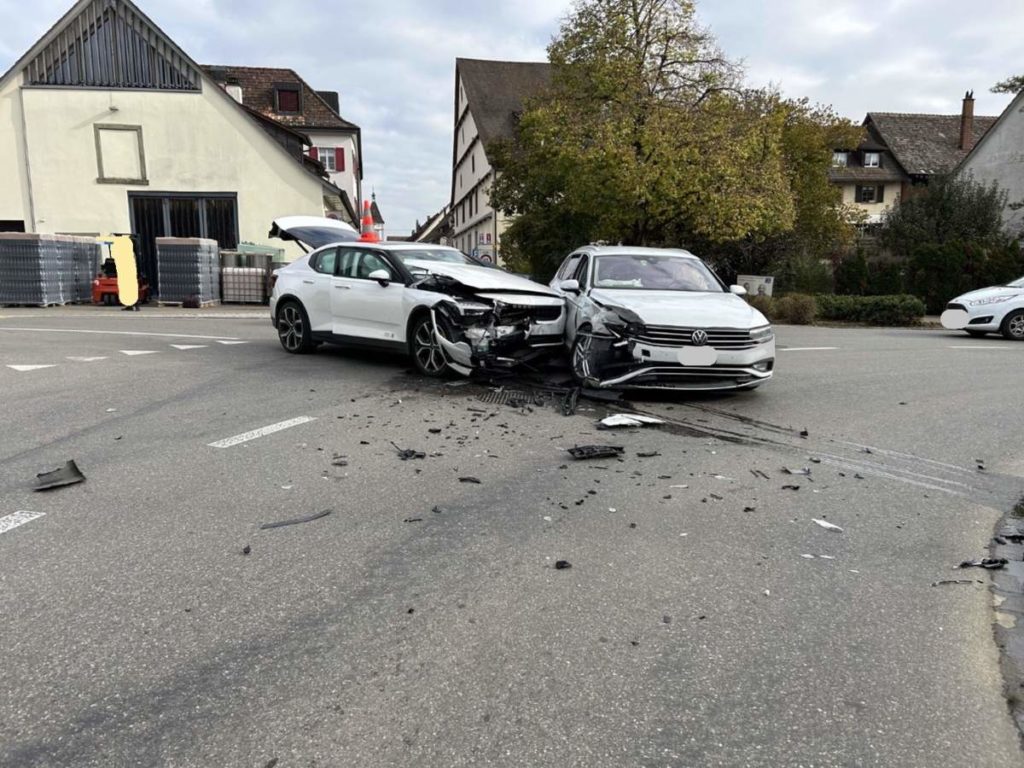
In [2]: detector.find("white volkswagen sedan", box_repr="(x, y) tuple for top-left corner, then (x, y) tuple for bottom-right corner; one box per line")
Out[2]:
(550, 245), (775, 391)
(268, 217), (565, 376)
(940, 276), (1024, 340)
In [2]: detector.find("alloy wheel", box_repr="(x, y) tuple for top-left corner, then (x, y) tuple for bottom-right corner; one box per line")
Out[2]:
(414, 318), (447, 374)
(1009, 312), (1024, 339)
(572, 333), (593, 381)
(278, 305), (304, 352)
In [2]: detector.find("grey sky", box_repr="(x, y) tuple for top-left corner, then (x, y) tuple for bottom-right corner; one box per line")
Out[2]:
(2, 0), (1021, 236)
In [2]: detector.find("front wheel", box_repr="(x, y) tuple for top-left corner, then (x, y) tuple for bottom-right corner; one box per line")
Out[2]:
(570, 330), (595, 384)
(1000, 309), (1024, 341)
(276, 302), (316, 354)
(409, 314), (450, 377)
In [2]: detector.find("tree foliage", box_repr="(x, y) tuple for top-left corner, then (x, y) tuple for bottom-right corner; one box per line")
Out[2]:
(490, 0), (799, 278)
(991, 74), (1024, 94)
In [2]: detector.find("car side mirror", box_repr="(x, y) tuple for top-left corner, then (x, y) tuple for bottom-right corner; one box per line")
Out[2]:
(559, 279), (581, 294)
(368, 269), (392, 287)
(730, 285), (748, 296)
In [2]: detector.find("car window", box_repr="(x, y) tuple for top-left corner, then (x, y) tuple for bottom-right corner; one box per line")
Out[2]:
(593, 254), (723, 292)
(353, 251), (395, 281)
(337, 248), (361, 278)
(573, 255), (590, 285)
(311, 248), (337, 275)
(557, 255), (582, 282)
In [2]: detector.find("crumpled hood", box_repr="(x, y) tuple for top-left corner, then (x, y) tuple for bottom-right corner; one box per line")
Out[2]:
(954, 285), (1024, 303)
(590, 289), (768, 328)
(405, 260), (559, 296)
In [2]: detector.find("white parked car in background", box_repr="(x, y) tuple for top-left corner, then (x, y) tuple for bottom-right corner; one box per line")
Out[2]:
(550, 245), (775, 391)
(268, 217), (566, 376)
(940, 276), (1024, 340)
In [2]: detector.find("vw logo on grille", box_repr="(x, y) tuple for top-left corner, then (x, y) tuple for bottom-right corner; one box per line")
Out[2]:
(690, 329), (709, 346)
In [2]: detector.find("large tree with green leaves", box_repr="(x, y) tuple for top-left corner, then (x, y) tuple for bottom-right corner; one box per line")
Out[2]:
(490, 0), (798, 278)
(991, 74), (1024, 94)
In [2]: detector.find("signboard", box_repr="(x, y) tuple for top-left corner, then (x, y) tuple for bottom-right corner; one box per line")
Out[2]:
(737, 275), (774, 297)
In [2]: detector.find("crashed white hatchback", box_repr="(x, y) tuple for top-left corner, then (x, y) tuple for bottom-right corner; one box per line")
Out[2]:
(268, 217), (565, 376)
(550, 245), (775, 390)
(940, 276), (1024, 340)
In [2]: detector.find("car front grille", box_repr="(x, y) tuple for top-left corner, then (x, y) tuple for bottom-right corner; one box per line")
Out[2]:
(634, 325), (759, 350)
(947, 303), (967, 312)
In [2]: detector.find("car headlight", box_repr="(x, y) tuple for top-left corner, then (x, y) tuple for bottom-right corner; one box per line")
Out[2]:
(968, 295), (1015, 306)
(750, 325), (774, 343)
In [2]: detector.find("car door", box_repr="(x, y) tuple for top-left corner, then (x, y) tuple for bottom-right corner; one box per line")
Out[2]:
(331, 247), (406, 342)
(304, 247), (338, 333)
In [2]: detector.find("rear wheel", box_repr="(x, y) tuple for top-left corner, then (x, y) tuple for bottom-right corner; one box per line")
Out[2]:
(409, 314), (450, 377)
(276, 301), (316, 354)
(1000, 309), (1024, 341)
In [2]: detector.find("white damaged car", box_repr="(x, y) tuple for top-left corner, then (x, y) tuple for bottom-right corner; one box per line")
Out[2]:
(550, 245), (775, 391)
(940, 276), (1024, 340)
(268, 217), (566, 376)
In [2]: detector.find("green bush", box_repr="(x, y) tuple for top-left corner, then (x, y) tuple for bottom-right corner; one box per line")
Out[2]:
(746, 294), (775, 321)
(815, 294), (925, 325)
(772, 293), (817, 324)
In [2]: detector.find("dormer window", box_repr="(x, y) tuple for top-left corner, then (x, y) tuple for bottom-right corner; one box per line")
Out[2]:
(864, 152), (881, 168)
(274, 84), (301, 114)
(832, 151), (849, 168)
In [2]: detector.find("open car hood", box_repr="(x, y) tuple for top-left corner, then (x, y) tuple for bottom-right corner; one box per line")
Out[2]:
(405, 259), (559, 297)
(269, 216), (358, 250)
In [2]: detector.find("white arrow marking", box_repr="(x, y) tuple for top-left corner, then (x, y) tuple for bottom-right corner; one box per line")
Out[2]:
(67, 356), (108, 362)
(119, 350), (158, 356)
(0, 511), (46, 535)
(170, 344), (207, 350)
(6, 364), (57, 372)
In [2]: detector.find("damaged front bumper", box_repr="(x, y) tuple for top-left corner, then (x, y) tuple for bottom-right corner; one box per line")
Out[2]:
(431, 299), (564, 376)
(576, 330), (775, 391)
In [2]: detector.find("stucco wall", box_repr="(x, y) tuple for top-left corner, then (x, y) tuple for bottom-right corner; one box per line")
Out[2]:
(960, 104), (1024, 234)
(839, 182), (902, 222)
(1, 74), (325, 252)
(309, 130), (359, 205)
(0, 72), (31, 225)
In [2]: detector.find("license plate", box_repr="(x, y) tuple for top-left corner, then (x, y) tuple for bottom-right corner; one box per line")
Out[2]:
(678, 346), (718, 366)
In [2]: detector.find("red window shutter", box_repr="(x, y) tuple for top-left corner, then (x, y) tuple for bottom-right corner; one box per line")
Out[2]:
(335, 148), (345, 172)
(309, 147), (319, 161)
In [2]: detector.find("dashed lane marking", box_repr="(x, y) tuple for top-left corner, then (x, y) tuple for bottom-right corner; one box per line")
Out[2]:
(170, 344), (207, 350)
(207, 416), (316, 449)
(948, 345), (1020, 350)
(119, 350), (158, 356)
(0, 511), (45, 535)
(6, 364), (57, 372)
(66, 356), (108, 362)
(0, 327), (240, 341)
(778, 347), (839, 352)
(215, 340), (248, 345)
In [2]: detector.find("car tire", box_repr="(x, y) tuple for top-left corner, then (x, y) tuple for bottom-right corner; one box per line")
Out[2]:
(569, 328), (594, 384)
(1000, 309), (1024, 341)
(276, 301), (316, 354)
(409, 314), (450, 377)
(965, 329), (987, 337)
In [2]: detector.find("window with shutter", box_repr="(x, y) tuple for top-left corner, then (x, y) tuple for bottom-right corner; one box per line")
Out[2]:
(335, 148), (345, 172)
(274, 85), (301, 114)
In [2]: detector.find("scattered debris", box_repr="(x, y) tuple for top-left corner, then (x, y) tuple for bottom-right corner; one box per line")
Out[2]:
(783, 467), (812, 476)
(812, 519), (844, 533)
(432, 506), (444, 514)
(428, 428), (442, 434)
(403, 517), (423, 523)
(555, 560), (572, 570)
(763, 589), (771, 597)
(34, 460), (86, 491)
(662, 615), (672, 624)
(958, 557), (1008, 570)
(932, 579), (981, 587)
(743, 506), (757, 513)
(598, 414), (664, 429)
(781, 484), (801, 491)
(709, 493), (723, 501)
(637, 451), (661, 458)
(260, 509), (332, 530)
(105, 408), (117, 413)
(242, 544), (251, 555)
(861, 447), (873, 454)
(809, 458), (822, 464)
(799, 429), (809, 438)
(331, 455), (348, 467)
(751, 469), (770, 479)
(568, 445), (625, 460)
(670, 484), (689, 489)
(459, 476), (482, 484)
(629, 522), (637, 529)
(561, 387), (580, 417)
(391, 442), (426, 461)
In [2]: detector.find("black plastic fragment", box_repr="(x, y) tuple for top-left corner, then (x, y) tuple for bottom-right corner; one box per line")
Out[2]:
(637, 451), (661, 458)
(403, 518), (423, 523)
(958, 557), (1008, 570)
(799, 429), (809, 438)
(568, 445), (625, 460)
(35, 460), (86, 491)
(391, 442), (426, 461)
(932, 579), (980, 586)
(260, 509), (332, 530)
(242, 544), (251, 555)
(781, 484), (801, 491)
(555, 560), (572, 570)
(459, 476), (482, 484)
(428, 428), (442, 434)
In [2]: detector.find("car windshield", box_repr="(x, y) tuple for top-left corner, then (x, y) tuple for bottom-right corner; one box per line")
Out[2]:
(392, 249), (483, 266)
(592, 254), (723, 292)
(1006, 276), (1024, 288)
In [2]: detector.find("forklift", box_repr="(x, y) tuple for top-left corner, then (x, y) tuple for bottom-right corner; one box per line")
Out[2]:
(91, 233), (150, 307)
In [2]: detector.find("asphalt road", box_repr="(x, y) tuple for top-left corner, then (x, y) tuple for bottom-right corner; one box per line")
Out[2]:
(1, 306), (1022, 767)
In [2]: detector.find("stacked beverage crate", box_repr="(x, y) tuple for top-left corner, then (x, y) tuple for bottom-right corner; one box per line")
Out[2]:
(0, 233), (98, 306)
(156, 237), (220, 304)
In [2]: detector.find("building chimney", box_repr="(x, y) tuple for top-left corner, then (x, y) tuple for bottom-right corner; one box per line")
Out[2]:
(959, 90), (975, 151)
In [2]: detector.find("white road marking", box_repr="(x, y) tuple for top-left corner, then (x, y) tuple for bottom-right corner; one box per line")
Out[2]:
(779, 347), (839, 352)
(67, 356), (108, 362)
(0, 327), (239, 341)
(215, 340), (248, 345)
(120, 350), (158, 356)
(0, 511), (45, 535)
(948, 345), (1018, 350)
(170, 344), (207, 350)
(6, 364), (57, 372)
(207, 416), (316, 448)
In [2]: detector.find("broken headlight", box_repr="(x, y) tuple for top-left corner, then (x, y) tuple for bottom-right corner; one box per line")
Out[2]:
(750, 325), (774, 343)
(594, 306), (645, 337)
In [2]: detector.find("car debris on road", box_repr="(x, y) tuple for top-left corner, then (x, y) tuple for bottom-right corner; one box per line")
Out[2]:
(259, 509), (333, 530)
(34, 460), (86, 491)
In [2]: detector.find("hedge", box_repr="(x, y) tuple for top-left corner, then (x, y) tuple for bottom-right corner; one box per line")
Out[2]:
(814, 294), (926, 325)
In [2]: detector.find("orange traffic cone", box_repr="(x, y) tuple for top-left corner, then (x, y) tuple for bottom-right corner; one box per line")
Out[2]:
(358, 199), (379, 242)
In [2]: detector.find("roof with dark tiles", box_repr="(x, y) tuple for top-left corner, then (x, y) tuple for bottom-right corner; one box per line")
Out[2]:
(866, 112), (998, 176)
(456, 58), (552, 147)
